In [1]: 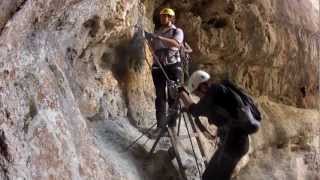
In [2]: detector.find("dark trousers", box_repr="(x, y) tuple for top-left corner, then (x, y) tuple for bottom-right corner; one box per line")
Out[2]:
(203, 129), (249, 180)
(152, 63), (182, 128)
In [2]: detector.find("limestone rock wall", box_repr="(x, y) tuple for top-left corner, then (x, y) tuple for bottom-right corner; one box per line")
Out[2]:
(0, 0), (156, 179)
(161, 0), (319, 108)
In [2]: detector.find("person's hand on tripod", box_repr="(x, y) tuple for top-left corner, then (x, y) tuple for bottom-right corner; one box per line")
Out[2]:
(178, 86), (189, 96)
(178, 85), (195, 110)
(144, 31), (159, 41)
(177, 86), (191, 112)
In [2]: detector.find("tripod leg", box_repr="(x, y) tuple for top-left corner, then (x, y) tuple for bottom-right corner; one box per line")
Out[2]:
(182, 112), (202, 177)
(168, 127), (188, 180)
(186, 113), (208, 167)
(149, 127), (167, 155)
(177, 111), (182, 136)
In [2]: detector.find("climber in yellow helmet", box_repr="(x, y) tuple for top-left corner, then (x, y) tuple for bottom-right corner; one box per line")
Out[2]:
(147, 8), (184, 136)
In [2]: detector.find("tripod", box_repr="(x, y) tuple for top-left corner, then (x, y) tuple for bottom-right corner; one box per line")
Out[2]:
(148, 97), (208, 180)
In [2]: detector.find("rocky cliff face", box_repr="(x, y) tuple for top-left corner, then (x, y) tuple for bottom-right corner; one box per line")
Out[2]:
(0, 0), (319, 180)
(167, 0), (319, 109)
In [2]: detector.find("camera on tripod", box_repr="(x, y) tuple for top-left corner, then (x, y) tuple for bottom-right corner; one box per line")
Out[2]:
(167, 80), (180, 100)
(143, 31), (157, 42)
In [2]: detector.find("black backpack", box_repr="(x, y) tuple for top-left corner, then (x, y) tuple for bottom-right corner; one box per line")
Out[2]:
(222, 80), (262, 134)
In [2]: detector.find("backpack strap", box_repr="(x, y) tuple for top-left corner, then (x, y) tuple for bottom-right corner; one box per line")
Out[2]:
(173, 28), (177, 36)
(172, 28), (184, 45)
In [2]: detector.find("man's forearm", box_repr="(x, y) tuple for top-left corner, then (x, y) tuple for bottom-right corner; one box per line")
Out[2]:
(158, 36), (180, 48)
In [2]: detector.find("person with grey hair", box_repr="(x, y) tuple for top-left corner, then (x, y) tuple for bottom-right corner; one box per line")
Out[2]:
(179, 70), (261, 180)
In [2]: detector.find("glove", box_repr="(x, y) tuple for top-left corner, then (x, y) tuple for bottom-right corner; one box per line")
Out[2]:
(178, 86), (190, 95)
(150, 33), (159, 39)
(144, 31), (159, 40)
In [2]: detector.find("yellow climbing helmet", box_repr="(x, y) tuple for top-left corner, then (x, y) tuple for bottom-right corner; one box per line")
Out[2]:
(160, 8), (175, 16)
